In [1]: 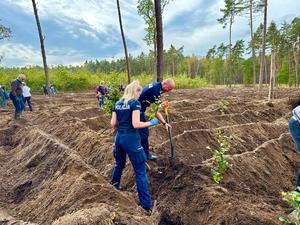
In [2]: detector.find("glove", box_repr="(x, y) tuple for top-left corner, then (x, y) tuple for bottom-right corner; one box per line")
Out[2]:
(149, 117), (159, 126)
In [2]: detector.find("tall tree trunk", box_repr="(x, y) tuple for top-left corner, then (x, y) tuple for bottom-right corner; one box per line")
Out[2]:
(288, 45), (293, 86)
(259, 0), (267, 90)
(264, 56), (268, 84)
(116, 0), (131, 84)
(268, 49), (275, 101)
(296, 59), (299, 87)
(154, 0), (163, 82)
(228, 15), (233, 87)
(250, 0), (256, 85)
(195, 61), (200, 77)
(31, 0), (50, 95)
(153, 32), (157, 80)
(229, 16), (232, 61)
(294, 37), (300, 87)
(172, 58), (175, 77)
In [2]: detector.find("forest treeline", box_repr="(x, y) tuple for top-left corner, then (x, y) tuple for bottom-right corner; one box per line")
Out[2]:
(84, 16), (300, 86)
(0, 0), (299, 91)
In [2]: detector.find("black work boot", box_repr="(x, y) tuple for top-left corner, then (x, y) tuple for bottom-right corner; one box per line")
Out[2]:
(112, 182), (122, 191)
(147, 152), (157, 161)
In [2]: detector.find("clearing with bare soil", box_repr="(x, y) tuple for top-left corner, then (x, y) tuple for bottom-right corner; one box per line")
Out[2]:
(0, 88), (299, 225)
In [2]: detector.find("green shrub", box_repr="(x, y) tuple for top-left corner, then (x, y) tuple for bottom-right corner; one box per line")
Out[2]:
(102, 85), (122, 115)
(0, 66), (209, 92)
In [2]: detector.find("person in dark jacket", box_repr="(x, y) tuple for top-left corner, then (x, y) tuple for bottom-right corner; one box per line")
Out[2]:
(0, 85), (8, 108)
(10, 74), (25, 119)
(42, 85), (48, 96)
(97, 81), (107, 108)
(138, 79), (175, 160)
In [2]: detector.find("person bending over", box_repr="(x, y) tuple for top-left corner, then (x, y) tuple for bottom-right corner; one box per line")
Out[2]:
(138, 79), (175, 160)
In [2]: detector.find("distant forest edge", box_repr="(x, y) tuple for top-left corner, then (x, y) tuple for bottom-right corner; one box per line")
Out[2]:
(0, 16), (299, 91)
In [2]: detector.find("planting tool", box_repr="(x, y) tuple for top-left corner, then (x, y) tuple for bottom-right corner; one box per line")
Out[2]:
(162, 101), (175, 158)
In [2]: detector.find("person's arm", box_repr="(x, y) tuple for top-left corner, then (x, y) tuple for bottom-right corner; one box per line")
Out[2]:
(155, 111), (172, 130)
(132, 110), (157, 129)
(11, 81), (17, 96)
(111, 112), (118, 128)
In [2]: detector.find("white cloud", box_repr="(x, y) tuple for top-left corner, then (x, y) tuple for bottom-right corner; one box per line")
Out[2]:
(0, 42), (88, 66)
(78, 28), (98, 40)
(1, 0), (300, 66)
(165, 0), (300, 56)
(5, 0), (145, 48)
(163, 0), (203, 25)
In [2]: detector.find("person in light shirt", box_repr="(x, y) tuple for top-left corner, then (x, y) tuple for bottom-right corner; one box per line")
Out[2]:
(22, 82), (32, 112)
(288, 98), (300, 190)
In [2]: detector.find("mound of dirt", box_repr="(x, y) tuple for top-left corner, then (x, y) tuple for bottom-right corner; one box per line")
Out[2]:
(0, 88), (299, 225)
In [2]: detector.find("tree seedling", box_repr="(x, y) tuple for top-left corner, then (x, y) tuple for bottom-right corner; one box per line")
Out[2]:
(218, 99), (230, 114)
(279, 188), (300, 224)
(103, 85), (122, 115)
(146, 95), (162, 119)
(207, 130), (231, 184)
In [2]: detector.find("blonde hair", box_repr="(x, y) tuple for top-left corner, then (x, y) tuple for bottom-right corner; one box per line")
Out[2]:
(122, 80), (142, 104)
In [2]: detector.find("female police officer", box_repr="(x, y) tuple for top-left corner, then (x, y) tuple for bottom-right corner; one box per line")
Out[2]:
(110, 80), (158, 212)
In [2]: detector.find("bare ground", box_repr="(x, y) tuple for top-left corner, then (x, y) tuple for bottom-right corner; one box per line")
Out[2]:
(0, 87), (299, 225)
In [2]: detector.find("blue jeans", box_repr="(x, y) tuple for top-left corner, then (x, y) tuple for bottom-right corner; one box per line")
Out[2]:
(99, 95), (105, 107)
(288, 117), (300, 187)
(10, 93), (25, 118)
(111, 130), (151, 210)
(139, 112), (150, 157)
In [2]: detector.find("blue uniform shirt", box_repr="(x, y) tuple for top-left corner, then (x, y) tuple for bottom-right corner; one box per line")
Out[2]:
(113, 99), (141, 130)
(138, 82), (162, 112)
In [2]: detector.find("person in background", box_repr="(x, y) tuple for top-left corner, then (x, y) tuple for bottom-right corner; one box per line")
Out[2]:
(0, 85), (8, 109)
(10, 74), (25, 119)
(22, 82), (32, 112)
(42, 84), (48, 96)
(50, 84), (55, 96)
(119, 84), (125, 92)
(97, 81), (107, 108)
(288, 97), (300, 189)
(111, 80), (159, 213)
(138, 79), (175, 160)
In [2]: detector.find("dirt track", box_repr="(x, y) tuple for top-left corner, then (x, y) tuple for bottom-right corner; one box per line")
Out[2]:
(0, 87), (300, 225)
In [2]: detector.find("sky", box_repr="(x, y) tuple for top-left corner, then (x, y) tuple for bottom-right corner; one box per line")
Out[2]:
(0, 0), (299, 67)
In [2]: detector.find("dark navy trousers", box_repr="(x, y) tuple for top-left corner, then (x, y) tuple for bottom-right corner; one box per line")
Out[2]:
(24, 97), (32, 111)
(139, 112), (150, 157)
(9, 93), (25, 118)
(288, 117), (300, 187)
(111, 130), (152, 210)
